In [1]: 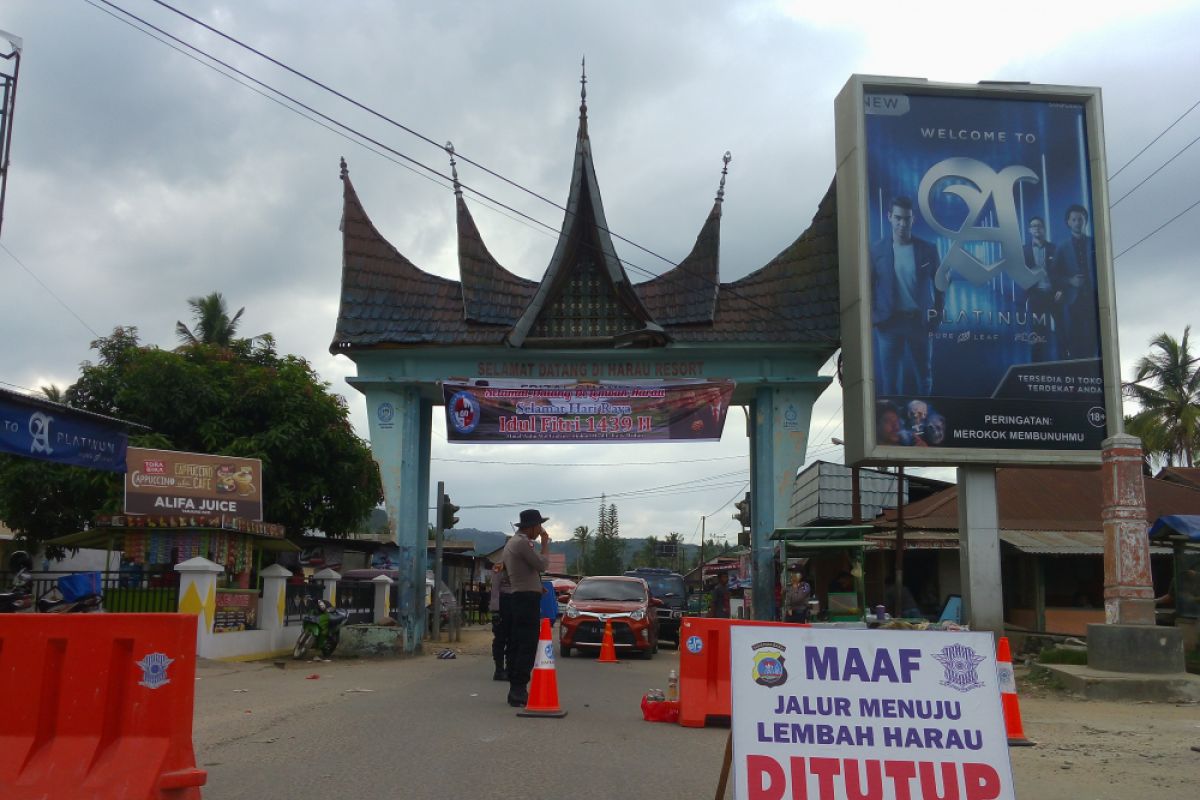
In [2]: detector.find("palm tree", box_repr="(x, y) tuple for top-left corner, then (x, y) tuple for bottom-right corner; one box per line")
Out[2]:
(176, 292), (245, 348)
(571, 525), (591, 575)
(1125, 326), (1200, 467)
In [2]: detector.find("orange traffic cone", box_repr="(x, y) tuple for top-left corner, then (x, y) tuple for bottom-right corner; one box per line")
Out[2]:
(996, 636), (1034, 746)
(518, 618), (567, 718)
(597, 618), (619, 663)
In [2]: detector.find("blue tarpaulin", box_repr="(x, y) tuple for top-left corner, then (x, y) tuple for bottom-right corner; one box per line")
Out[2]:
(1147, 515), (1200, 542)
(0, 388), (131, 472)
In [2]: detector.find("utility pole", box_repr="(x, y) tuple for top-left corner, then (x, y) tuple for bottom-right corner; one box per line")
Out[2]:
(700, 515), (706, 573)
(432, 480), (444, 640)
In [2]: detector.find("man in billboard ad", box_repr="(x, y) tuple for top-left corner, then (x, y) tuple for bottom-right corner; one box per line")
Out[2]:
(730, 625), (1015, 800)
(859, 87), (1108, 453)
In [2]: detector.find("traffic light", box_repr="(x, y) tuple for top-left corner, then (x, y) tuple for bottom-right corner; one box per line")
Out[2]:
(733, 492), (751, 529)
(439, 492), (460, 530)
(733, 492), (751, 547)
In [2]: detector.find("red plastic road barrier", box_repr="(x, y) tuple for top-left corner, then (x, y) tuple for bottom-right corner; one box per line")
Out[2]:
(0, 613), (206, 799)
(678, 617), (807, 728)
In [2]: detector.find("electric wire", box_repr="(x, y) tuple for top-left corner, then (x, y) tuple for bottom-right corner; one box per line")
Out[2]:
(1115, 196), (1200, 260)
(0, 242), (101, 339)
(1110, 130), (1200, 208)
(1108, 98), (1200, 180)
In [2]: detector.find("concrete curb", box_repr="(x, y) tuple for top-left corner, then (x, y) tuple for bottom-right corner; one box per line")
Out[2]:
(1037, 663), (1200, 703)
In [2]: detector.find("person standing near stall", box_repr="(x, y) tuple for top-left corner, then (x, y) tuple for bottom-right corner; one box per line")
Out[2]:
(782, 570), (813, 623)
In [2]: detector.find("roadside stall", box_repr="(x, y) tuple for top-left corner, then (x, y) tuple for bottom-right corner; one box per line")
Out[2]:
(1148, 515), (1200, 659)
(770, 526), (874, 622)
(46, 514), (298, 625)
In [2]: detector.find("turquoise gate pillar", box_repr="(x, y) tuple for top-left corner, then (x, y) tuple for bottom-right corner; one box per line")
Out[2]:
(750, 386), (818, 620)
(363, 384), (432, 651)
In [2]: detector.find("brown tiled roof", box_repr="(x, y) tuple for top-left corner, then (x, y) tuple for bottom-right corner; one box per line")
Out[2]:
(331, 163), (506, 349)
(454, 192), (537, 326)
(677, 180), (840, 347)
(875, 467), (1200, 532)
(330, 151), (842, 353)
(1155, 467), (1200, 490)
(637, 203), (721, 325)
(506, 108), (664, 347)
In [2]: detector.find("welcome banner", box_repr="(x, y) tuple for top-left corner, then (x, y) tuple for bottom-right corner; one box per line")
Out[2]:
(442, 380), (735, 443)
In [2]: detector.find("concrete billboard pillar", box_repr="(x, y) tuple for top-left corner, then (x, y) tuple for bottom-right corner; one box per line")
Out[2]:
(1099, 434), (1155, 625)
(957, 466), (1003, 634)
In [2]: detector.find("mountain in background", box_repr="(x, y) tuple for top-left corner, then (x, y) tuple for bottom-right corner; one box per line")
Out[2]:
(443, 528), (705, 570)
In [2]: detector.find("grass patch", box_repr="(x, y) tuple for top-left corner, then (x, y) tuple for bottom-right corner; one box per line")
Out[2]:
(1036, 647), (1088, 666)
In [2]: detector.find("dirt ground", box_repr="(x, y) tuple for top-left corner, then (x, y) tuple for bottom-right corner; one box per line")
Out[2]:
(193, 628), (1200, 799)
(1008, 668), (1200, 799)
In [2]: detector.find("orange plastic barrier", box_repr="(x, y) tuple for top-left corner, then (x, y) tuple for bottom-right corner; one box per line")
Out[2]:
(678, 617), (807, 728)
(0, 613), (206, 799)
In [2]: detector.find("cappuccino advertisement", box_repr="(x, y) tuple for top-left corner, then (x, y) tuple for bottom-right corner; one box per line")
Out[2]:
(837, 78), (1118, 464)
(125, 446), (263, 520)
(442, 379), (734, 443)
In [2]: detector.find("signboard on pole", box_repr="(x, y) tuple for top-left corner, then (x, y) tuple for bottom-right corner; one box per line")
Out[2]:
(441, 379), (734, 443)
(125, 446), (263, 520)
(835, 75), (1121, 466)
(730, 625), (1014, 800)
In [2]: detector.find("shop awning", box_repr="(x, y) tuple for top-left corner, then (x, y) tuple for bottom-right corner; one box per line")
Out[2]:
(1148, 515), (1200, 542)
(771, 525), (875, 542)
(1001, 529), (1171, 555)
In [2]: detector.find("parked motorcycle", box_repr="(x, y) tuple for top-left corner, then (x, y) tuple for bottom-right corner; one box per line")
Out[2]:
(37, 572), (104, 613)
(293, 596), (349, 659)
(0, 551), (34, 613)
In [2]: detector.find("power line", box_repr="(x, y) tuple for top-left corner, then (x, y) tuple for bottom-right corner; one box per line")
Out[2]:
(0, 241), (101, 338)
(1110, 130), (1200, 208)
(100, 0), (832, 338)
(706, 482), (749, 519)
(1114, 196), (1200, 260)
(1108, 98), (1200, 181)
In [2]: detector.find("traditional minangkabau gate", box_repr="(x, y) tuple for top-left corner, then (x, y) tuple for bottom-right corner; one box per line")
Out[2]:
(330, 81), (840, 649)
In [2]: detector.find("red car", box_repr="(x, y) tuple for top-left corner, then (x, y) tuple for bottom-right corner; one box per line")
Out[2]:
(559, 575), (660, 659)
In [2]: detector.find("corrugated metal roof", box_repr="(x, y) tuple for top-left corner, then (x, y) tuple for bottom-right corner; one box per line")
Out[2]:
(1000, 530), (1172, 555)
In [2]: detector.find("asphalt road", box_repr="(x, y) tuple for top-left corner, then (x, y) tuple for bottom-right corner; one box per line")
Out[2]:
(194, 629), (732, 800)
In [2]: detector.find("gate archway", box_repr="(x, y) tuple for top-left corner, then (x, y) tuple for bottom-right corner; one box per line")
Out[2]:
(331, 85), (840, 648)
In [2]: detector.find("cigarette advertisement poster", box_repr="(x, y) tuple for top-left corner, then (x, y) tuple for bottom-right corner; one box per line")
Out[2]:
(441, 380), (734, 443)
(125, 446), (263, 520)
(730, 625), (1014, 800)
(837, 78), (1117, 464)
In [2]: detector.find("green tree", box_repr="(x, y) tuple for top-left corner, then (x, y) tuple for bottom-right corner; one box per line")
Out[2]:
(589, 495), (624, 575)
(570, 525), (591, 575)
(0, 326), (382, 552)
(1125, 327), (1200, 468)
(175, 292), (256, 348)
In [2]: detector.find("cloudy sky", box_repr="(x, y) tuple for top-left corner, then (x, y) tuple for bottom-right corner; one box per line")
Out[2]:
(3, 1), (1199, 545)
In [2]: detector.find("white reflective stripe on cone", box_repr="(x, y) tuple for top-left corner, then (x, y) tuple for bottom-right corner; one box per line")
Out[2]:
(997, 661), (1017, 695)
(533, 640), (555, 670)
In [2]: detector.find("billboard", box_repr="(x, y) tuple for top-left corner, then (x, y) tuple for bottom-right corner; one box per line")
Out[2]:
(1, 388), (128, 472)
(441, 379), (734, 443)
(836, 76), (1121, 465)
(730, 625), (1014, 800)
(125, 446), (263, 520)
